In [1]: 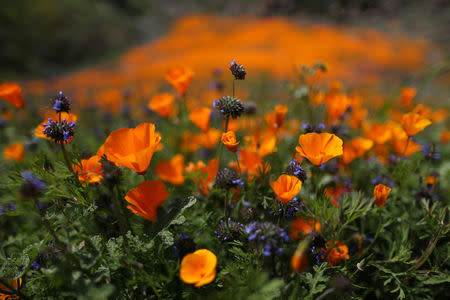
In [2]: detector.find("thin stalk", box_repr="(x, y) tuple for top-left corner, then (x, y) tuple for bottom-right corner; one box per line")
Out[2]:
(218, 114), (230, 168)
(112, 191), (129, 247)
(401, 136), (411, 159)
(234, 153), (242, 174)
(408, 207), (447, 272)
(224, 189), (230, 219)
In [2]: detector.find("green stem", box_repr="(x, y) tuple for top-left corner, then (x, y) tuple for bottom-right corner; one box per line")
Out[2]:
(408, 207), (447, 272)
(235, 153), (241, 174)
(401, 136), (411, 159)
(218, 114), (230, 169)
(112, 190), (129, 247)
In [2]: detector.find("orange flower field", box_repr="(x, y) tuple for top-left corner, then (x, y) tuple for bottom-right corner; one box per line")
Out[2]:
(0, 13), (448, 299)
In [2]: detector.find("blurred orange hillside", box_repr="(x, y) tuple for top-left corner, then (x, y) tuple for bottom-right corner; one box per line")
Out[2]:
(25, 15), (431, 110)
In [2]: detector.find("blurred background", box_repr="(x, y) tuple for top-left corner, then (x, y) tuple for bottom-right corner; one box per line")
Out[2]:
(1, 0), (449, 80)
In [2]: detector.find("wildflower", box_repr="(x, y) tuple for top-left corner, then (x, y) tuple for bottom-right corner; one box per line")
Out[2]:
(148, 93), (174, 118)
(401, 87), (416, 108)
(221, 131), (239, 153)
(179, 249), (217, 287)
(342, 138), (373, 164)
(72, 155), (103, 184)
(174, 234), (196, 258)
(322, 240), (349, 266)
(291, 238), (310, 273)
(274, 105), (288, 127)
(19, 171), (46, 199)
(3, 142), (24, 162)
(0, 82), (24, 108)
(185, 158), (219, 195)
(425, 174), (437, 186)
(296, 133), (343, 166)
(364, 122), (392, 145)
(290, 217), (321, 239)
(392, 137), (421, 157)
(421, 143), (440, 161)
(302, 123), (325, 134)
(215, 168), (243, 189)
(270, 175), (302, 204)
(196, 128), (221, 149)
(166, 67), (194, 95)
(124, 180), (169, 222)
(245, 221), (289, 256)
(189, 107), (211, 132)
(213, 96), (244, 119)
(401, 112), (431, 136)
(215, 218), (245, 241)
(285, 159), (307, 182)
(324, 93), (350, 121)
(35, 112), (78, 140)
(42, 118), (76, 144)
(103, 123), (161, 174)
(440, 130), (450, 144)
(236, 150), (268, 180)
(51, 91), (71, 113)
(374, 184), (391, 207)
(155, 154), (185, 186)
(229, 59), (246, 80)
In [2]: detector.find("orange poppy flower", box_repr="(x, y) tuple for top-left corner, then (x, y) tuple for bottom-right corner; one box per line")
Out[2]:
(425, 175), (437, 186)
(124, 180), (169, 222)
(155, 154), (185, 185)
(222, 131), (239, 153)
(35, 112), (78, 141)
(348, 106), (368, 129)
(322, 240), (349, 266)
(166, 67), (194, 95)
(392, 137), (421, 157)
(0, 83), (25, 108)
(148, 93), (174, 118)
(236, 150), (268, 180)
(296, 133), (343, 166)
(3, 142), (24, 162)
(103, 123), (161, 174)
(441, 130), (450, 144)
(185, 158), (219, 195)
(189, 107), (211, 132)
(400, 87), (416, 108)
(290, 217), (321, 239)
(373, 184), (391, 207)
(364, 122), (392, 145)
(274, 105), (288, 127)
(324, 93), (350, 121)
(72, 155), (103, 184)
(342, 138), (373, 164)
(196, 128), (221, 149)
(270, 174), (302, 203)
(291, 239), (310, 273)
(310, 91), (325, 106)
(401, 112), (431, 137)
(179, 249), (217, 288)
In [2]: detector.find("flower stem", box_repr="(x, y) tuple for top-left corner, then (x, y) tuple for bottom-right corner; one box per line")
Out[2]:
(112, 190), (129, 247)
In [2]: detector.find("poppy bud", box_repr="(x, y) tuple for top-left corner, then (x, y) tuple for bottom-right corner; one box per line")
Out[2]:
(215, 168), (243, 189)
(229, 59), (246, 80)
(51, 91), (71, 113)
